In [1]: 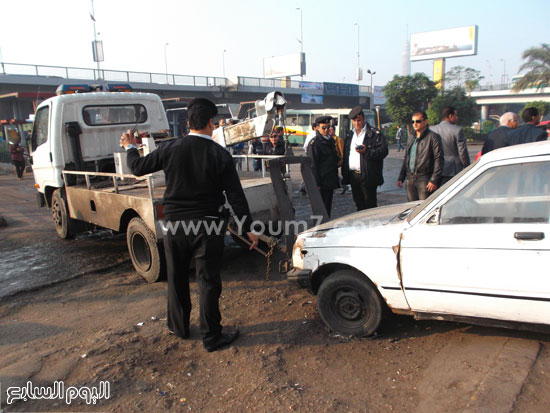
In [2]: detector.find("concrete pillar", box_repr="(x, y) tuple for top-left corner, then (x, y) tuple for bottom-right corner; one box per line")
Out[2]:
(481, 105), (488, 123)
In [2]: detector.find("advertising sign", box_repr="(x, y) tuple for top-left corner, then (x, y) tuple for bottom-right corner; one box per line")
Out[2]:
(263, 53), (306, 78)
(373, 86), (386, 105)
(410, 26), (478, 61)
(300, 81), (323, 90)
(301, 93), (323, 104)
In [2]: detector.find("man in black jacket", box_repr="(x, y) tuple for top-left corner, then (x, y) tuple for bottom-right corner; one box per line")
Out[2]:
(120, 98), (258, 352)
(504, 107), (547, 147)
(342, 106), (388, 210)
(481, 112), (518, 155)
(307, 116), (339, 217)
(397, 111), (443, 201)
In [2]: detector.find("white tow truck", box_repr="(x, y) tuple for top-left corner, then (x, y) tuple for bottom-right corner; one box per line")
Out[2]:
(30, 84), (290, 282)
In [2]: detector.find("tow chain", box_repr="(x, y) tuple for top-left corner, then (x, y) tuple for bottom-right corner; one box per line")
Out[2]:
(264, 237), (278, 280)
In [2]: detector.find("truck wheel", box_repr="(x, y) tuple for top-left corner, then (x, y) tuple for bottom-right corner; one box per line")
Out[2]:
(127, 217), (164, 283)
(317, 270), (383, 337)
(51, 189), (74, 239)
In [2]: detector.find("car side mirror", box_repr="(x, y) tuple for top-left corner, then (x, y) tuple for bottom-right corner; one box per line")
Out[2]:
(426, 207), (440, 225)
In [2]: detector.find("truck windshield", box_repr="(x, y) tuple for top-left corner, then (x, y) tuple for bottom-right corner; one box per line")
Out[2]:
(82, 104), (147, 126)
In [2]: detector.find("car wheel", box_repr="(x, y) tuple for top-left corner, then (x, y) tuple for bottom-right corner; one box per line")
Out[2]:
(317, 269), (383, 337)
(127, 217), (165, 282)
(51, 189), (74, 239)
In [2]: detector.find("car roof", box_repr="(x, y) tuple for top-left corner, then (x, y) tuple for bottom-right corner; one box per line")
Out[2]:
(479, 140), (550, 165)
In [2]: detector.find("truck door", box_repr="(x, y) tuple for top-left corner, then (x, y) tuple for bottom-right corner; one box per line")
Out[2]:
(31, 105), (56, 192)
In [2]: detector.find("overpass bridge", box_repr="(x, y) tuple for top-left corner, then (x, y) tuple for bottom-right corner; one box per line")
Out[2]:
(471, 84), (550, 122)
(0, 62), (372, 121)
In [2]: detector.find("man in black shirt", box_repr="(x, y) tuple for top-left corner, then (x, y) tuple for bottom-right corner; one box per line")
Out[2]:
(120, 98), (258, 352)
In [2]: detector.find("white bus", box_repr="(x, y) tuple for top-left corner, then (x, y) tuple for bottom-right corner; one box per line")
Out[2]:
(284, 108), (376, 145)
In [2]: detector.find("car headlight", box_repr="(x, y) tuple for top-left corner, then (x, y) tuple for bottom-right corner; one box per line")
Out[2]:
(292, 236), (305, 269)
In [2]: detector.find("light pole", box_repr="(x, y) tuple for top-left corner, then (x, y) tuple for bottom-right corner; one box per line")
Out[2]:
(296, 7), (303, 84)
(500, 58), (507, 86)
(90, 0), (101, 80)
(222, 49), (227, 79)
(367, 69), (376, 110)
(164, 43), (169, 84)
(355, 23), (360, 85)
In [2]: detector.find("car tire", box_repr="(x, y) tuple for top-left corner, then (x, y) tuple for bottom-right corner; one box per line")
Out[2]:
(51, 189), (75, 239)
(317, 269), (383, 337)
(127, 217), (165, 283)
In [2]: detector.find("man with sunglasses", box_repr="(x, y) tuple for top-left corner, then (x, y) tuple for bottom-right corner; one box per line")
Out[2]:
(342, 106), (388, 210)
(307, 116), (339, 216)
(397, 111), (443, 201)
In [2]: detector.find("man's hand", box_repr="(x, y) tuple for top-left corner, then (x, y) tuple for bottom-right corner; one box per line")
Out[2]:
(397, 180), (403, 188)
(247, 232), (259, 250)
(120, 129), (138, 149)
(427, 182), (438, 192)
(355, 145), (367, 154)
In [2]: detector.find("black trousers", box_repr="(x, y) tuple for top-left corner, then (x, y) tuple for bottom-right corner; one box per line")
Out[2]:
(13, 160), (25, 178)
(349, 171), (378, 211)
(405, 176), (431, 201)
(319, 187), (334, 217)
(163, 219), (225, 344)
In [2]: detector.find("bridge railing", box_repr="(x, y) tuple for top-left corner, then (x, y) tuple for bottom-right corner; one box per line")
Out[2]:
(0, 62), (373, 94)
(0, 62), (226, 87)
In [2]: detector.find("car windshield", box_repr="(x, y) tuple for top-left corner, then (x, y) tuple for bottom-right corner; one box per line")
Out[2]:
(406, 159), (479, 222)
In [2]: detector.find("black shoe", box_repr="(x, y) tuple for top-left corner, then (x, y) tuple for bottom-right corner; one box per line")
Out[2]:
(203, 330), (240, 352)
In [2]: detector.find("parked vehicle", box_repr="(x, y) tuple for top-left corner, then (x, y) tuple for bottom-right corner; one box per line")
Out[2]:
(288, 141), (550, 336)
(30, 84), (286, 282)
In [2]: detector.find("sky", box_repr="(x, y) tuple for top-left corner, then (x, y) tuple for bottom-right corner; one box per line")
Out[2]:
(0, 0), (548, 88)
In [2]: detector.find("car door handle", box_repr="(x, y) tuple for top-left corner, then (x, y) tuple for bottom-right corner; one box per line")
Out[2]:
(514, 232), (545, 241)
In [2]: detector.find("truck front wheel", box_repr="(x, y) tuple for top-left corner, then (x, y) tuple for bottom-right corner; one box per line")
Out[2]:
(51, 189), (74, 239)
(127, 217), (165, 283)
(317, 270), (383, 337)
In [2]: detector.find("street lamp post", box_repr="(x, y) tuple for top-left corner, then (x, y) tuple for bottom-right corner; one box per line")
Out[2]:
(164, 43), (169, 84)
(367, 69), (376, 110)
(500, 58), (507, 87)
(354, 23), (360, 86)
(222, 49), (227, 80)
(296, 7), (303, 84)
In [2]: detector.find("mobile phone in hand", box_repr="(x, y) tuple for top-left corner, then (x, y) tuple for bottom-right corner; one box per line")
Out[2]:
(355, 144), (365, 151)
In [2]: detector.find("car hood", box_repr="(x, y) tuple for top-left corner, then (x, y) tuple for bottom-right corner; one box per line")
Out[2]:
(300, 201), (421, 248)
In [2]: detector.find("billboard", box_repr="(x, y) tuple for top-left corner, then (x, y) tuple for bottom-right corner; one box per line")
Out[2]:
(410, 26), (478, 61)
(373, 86), (386, 105)
(263, 53), (306, 78)
(301, 93), (323, 104)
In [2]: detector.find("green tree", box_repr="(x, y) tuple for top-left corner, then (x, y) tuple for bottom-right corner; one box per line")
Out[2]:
(519, 101), (548, 122)
(512, 44), (550, 92)
(384, 73), (438, 136)
(444, 66), (484, 95)
(426, 86), (478, 128)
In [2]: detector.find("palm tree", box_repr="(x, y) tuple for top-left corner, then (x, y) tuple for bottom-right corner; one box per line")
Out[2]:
(512, 43), (550, 92)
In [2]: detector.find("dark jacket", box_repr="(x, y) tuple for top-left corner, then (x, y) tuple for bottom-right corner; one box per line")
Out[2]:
(398, 128), (444, 184)
(10, 144), (24, 162)
(504, 124), (547, 147)
(306, 132), (339, 189)
(249, 139), (264, 155)
(430, 120), (470, 177)
(127, 134), (253, 232)
(481, 125), (511, 155)
(342, 123), (388, 187)
(264, 139), (285, 155)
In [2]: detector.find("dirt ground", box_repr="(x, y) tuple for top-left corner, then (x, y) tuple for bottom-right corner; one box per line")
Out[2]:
(1, 148), (550, 412)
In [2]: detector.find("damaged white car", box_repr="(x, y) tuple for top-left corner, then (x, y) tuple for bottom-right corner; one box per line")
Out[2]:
(288, 141), (550, 337)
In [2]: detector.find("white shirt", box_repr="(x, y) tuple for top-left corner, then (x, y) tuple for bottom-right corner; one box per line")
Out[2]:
(348, 126), (366, 171)
(303, 130), (317, 151)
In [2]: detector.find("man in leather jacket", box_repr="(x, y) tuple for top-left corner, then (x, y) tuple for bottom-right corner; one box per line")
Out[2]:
(342, 106), (388, 210)
(397, 111), (444, 201)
